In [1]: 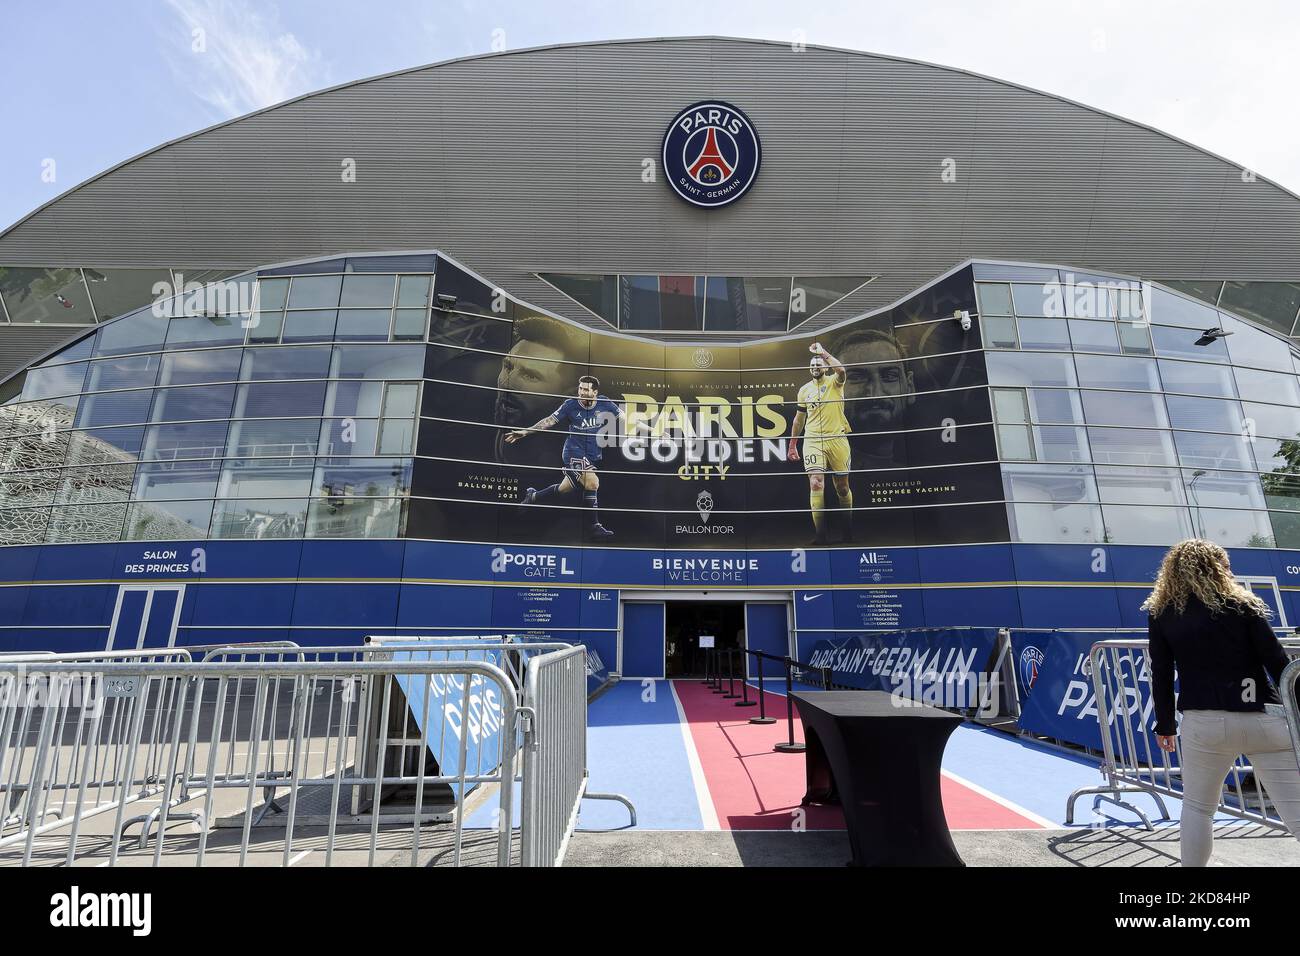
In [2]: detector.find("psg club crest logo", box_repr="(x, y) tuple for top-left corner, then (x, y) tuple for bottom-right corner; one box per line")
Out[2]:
(662, 101), (762, 208)
(1019, 645), (1045, 691)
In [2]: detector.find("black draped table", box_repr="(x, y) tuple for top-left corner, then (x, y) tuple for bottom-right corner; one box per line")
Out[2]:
(791, 690), (965, 867)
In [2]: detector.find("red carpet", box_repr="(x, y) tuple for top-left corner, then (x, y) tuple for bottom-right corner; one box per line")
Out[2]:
(672, 680), (1045, 831)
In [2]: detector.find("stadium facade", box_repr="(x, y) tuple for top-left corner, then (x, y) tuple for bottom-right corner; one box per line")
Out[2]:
(1, 37), (1299, 675)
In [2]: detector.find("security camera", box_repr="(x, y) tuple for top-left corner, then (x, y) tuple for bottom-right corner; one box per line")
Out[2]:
(954, 310), (972, 332)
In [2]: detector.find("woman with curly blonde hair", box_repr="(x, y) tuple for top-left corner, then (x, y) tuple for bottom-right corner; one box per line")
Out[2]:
(1144, 539), (1300, 866)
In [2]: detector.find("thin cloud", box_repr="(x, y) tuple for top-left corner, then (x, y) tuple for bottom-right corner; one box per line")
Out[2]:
(162, 0), (329, 118)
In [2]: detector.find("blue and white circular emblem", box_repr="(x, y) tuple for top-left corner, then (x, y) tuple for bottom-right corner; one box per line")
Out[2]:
(662, 100), (761, 208)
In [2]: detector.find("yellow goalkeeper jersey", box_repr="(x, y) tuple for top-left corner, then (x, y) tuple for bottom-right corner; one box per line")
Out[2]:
(797, 374), (850, 438)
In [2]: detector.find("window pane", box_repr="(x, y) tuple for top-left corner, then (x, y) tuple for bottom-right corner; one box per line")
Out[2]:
(157, 348), (241, 386)
(1067, 320), (1120, 353)
(313, 458), (412, 498)
(1002, 463), (1098, 502)
(1253, 437), (1295, 474)
(335, 309), (392, 341)
(219, 458), (315, 499)
(0, 469), (61, 508)
(149, 384), (236, 423)
(1062, 282), (1113, 319)
(93, 307), (168, 357)
(0, 267), (95, 324)
(306, 497), (405, 538)
(0, 507), (51, 545)
(142, 421), (229, 461)
(704, 277), (786, 333)
(1017, 317), (1071, 350)
(1035, 425), (1089, 463)
(1027, 388), (1083, 424)
(287, 275), (342, 310)
(1271, 511), (1300, 549)
(1185, 470), (1265, 510)
(377, 418), (414, 455)
(788, 276), (871, 327)
(81, 268), (174, 322)
(1096, 466), (1188, 505)
(1011, 283), (1064, 317)
(318, 418), (378, 456)
(1081, 390), (1168, 427)
(392, 309), (427, 341)
(331, 345), (423, 380)
(1088, 427), (1178, 466)
(55, 464), (134, 505)
(225, 418), (321, 457)
(239, 345), (331, 380)
(1166, 395), (1243, 433)
(210, 498), (307, 539)
(997, 425), (1034, 461)
(123, 500), (214, 540)
(1232, 367), (1300, 406)
(985, 352), (1076, 387)
(324, 380), (383, 419)
(1219, 283), (1300, 340)
(133, 460), (222, 500)
(434, 260), (495, 316)
(1117, 322), (1153, 355)
(1008, 502), (1104, 543)
(1152, 324), (1229, 362)
(1074, 355), (1161, 390)
(256, 278), (290, 312)
(281, 310), (338, 343)
(234, 381), (327, 419)
(64, 427), (145, 466)
(396, 275), (432, 309)
(1193, 508), (1274, 548)
(21, 362), (88, 401)
(1243, 402), (1300, 440)
(339, 275), (395, 308)
(1148, 287), (1219, 329)
(976, 283), (1012, 316)
(75, 389), (153, 428)
(163, 314), (245, 350)
(1172, 431), (1254, 471)
(382, 383), (419, 418)
(45, 503), (127, 542)
(1262, 473), (1300, 511)
(992, 389), (1028, 424)
(85, 354), (162, 392)
(1157, 359), (1237, 398)
(982, 315), (1018, 349)
(1101, 504), (1195, 545)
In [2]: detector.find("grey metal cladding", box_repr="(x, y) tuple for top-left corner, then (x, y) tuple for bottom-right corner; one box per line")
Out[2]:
(2, 36), (1298, 339)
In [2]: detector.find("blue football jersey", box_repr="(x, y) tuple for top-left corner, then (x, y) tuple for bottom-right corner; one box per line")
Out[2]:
(554, 396), (622, 461)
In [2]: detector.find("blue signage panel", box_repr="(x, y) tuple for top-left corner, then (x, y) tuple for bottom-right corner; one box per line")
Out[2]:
(491, 586), (581, 630)
(803, 629), (1000, 705)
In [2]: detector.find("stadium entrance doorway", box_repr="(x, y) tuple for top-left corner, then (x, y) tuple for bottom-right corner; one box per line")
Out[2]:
(665, 601), (743, 678)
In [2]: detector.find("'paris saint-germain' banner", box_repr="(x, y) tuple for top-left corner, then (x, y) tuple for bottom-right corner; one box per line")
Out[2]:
(804, 629), (1001, 708)
(1009, 630), (1162, 754)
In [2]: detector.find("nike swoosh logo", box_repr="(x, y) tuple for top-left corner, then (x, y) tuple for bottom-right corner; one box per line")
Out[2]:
(802, 593), (824, 602)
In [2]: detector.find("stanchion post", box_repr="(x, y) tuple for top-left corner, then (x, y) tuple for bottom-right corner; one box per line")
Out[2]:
(749, 651), (776, 725)
(711, 646), (726, 693)
(774, 657), (805, 753)
(736, 651), (756, 708)
(723, 648), (739, 699)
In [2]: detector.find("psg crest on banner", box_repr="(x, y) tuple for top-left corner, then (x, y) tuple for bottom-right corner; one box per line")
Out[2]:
(662, 100), (762, 208)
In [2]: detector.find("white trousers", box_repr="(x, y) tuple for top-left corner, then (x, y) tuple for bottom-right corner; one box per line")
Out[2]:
(1177, 708), (1300, 866)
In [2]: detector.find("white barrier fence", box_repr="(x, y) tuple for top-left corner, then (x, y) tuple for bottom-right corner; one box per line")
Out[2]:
(1067, 638), (1300, 831)
(0, 638), (631, 867)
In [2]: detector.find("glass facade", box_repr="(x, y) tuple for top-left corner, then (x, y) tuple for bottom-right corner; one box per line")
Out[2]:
(982, 267), (1300, 548)
(1, 254), (1297, 555)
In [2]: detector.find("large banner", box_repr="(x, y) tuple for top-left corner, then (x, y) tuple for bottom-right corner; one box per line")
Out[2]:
(1009, 630), (1161, 754)
(411, 268), (1008, 549)
(803, 628), (1002, 711)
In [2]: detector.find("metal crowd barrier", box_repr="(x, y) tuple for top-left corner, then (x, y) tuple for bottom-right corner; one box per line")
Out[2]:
(1066, 637), (1300, 831)
(1283, 658), (1300, 775)
(0, 637), (629, 867)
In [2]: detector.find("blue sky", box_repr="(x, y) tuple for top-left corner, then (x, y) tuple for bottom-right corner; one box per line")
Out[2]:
(3, 0), (1299, 232)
